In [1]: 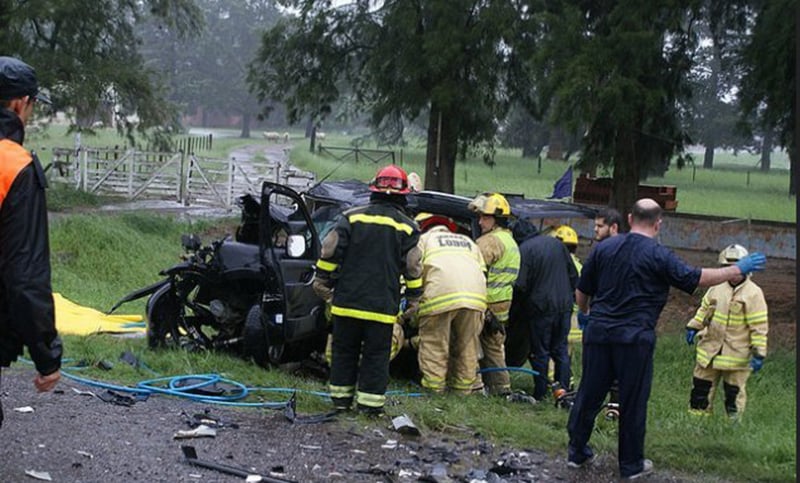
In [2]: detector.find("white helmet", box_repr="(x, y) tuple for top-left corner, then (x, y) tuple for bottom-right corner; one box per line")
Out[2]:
(718, 244), (748, 265)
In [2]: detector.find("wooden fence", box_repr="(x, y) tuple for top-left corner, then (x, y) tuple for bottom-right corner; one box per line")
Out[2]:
(47, 147), (315, 209)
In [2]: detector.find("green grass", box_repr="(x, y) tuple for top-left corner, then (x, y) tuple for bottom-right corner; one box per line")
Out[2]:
(33, 213), (795, 483)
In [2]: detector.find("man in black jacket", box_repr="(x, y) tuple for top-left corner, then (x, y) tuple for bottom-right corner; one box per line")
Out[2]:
(313, 165), (422, 415)
(510, 220), (577, 401)
(0, 57), (62, 428)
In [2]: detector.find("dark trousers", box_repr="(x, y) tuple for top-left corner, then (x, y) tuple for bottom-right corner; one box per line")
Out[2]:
(567, 340), (654, 478)
(528, 311), (571, 400)
(329, 315), (393, 408)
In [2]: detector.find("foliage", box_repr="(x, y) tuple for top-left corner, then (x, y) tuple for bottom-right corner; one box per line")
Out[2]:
(139, 0), (283, 138)
(737, 0), (797, 194)
(248, 0), (535, 193)
(0, 0), (202, 147)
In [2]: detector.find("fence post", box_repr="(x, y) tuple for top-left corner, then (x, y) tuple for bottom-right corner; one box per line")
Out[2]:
(128, 149), (134, 198)
(81, 149), (88, 191)
(355, 148), (359, 164)
(746, 170), (750, 187)
(227, 157), (234, 209)
(692, 166), (696, 182)
(209, 134), (213, 150)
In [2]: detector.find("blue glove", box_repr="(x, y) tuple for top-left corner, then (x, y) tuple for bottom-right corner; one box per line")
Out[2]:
(577, 312), (590, 331)
(750, 356), (764, 373)
(735, 252), (766, 275)
(685, 329), (698, 345)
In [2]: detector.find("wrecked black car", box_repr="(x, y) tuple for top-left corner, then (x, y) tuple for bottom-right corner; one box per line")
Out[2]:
(111, 179), (596, 370)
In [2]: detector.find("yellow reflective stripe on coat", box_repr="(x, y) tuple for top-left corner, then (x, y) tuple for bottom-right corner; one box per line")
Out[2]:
(568, 328), (582, 344)
(348, 213), (413, 235)
(316, 259), (338, 272)
(329, 384), (355, 399)
(697, 347), (749, 369)
(750, 333), (767, 348)
(746, 311), (768, 324)
(486, 230), (519, 304)
(330, 305), (398, 324)
(356, 391), (385, 408)
(418, 292), (486, 317)
(406, 277), (423, 289)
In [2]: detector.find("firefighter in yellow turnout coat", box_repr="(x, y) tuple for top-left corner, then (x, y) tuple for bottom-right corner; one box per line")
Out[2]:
(686, 244), (768, 418)
(469, 193), (520, 395)
(413, 214), (487, 394)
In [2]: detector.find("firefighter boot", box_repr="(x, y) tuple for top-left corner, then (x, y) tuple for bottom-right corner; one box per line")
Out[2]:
(689, 377), (713, 416)
(723, 382), (741, 420)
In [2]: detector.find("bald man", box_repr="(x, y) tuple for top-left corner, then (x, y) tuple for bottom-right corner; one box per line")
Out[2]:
(566, 199), (767, 480)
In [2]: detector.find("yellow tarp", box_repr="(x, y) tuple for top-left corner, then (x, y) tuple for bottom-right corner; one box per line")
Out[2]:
(54, 293), (145, 335)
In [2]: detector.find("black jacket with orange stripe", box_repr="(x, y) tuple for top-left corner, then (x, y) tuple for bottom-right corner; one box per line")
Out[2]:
(315, 195), (423, 324)
(0, 108), (61, 375)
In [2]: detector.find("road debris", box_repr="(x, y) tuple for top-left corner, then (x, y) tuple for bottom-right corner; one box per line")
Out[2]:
(24, 470), (52, 481)
(173, 424), (217, 440)
(391, 414), (420, 436)
(13, 406), (34, 413)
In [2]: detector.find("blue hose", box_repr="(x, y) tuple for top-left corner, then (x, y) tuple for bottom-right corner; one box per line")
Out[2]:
(479, 366), (540, 376)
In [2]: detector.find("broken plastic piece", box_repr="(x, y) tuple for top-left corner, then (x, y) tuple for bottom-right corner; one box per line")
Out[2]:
(391, 414), (420, 436)
(24, 470), (52, 481)
(173, 424), (217, 439)
(181, 446), (297, 483)
(13, 406), (34, 413)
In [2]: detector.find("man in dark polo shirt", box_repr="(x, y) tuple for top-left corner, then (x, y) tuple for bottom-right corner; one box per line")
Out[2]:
(566, 198), (767, 480)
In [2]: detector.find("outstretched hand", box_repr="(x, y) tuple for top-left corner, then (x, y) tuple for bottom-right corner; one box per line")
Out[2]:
(736, 252), (766, 275)
(34, 370), (60, 392)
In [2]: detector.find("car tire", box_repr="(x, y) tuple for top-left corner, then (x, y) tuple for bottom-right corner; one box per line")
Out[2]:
(146, 284), (181, 349)
(243, 304), (270, 368)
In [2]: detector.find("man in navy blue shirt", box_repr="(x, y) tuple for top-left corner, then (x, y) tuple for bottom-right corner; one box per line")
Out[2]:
(567, 199), (767, 480)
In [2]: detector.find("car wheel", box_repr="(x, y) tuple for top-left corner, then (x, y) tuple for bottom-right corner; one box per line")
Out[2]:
(243, 304), (270, 368)
(146, 284), (181, 349)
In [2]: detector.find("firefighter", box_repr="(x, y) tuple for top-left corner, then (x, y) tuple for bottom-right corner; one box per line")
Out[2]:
(413, 213), (487, 394)
(313, 164), (423, 415)
(468, 193), (520, 395)
(0, 57), (62, 429)
(686, 244), (768, 418)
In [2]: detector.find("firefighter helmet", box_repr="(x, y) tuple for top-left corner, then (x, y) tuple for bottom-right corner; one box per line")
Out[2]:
(369, 165), (410, 194)
(550, 225), (578, 246)
(468, 193), (511, 217)
(415, 212), (457, 233)
(718, 244), (749, 265)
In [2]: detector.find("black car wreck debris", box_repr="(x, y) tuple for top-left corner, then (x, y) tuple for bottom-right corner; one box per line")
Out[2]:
(110, 180), (596, 376)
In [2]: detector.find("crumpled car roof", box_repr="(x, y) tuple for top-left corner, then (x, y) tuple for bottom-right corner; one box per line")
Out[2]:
(304, 179), (596, 220)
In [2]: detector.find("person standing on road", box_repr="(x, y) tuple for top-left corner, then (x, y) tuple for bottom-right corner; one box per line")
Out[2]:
(567, 198), (767, 479)
(468, 193), (520, 396)
(0, 57), (62, 428)
(413, 213), (487, 395)
(686, 244), (768, 419)
(313, 164), (422, 416)
(511, 221), (577, 401)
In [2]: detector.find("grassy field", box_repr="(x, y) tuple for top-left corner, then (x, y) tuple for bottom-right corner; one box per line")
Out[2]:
(36, 213), (796, 482)
(290, 132), (795, 223)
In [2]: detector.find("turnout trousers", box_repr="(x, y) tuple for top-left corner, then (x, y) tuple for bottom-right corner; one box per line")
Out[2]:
(328, 315), (394, 410)
(567, 339), (654, 478)
(417, 308), (483, 394)
(690, 365), (750, 416)
(529, 310), (571, 399)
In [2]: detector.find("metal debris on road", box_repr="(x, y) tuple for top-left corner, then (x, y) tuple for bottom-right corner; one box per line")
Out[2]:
(173, 424), (217, 439)
(13, 406), (34, 413)
(391, 414), (420, 436)
(77, 450), (94, 459)
(24, 470), (52, 481)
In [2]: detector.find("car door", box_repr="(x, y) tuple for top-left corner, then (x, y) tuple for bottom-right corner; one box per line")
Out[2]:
(260, 181), (326, 343)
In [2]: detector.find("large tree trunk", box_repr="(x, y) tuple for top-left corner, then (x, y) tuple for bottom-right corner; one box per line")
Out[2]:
(240, 112), (251, 138)
(424, 107), (457, 193)
(703, 139), (715, 169)
(610, 126), (640, 231)
(759, 129), (772, 172)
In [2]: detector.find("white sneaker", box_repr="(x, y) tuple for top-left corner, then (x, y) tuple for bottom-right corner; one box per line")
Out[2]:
(567, 454), (596, 469)
(625, 459), (654, 479)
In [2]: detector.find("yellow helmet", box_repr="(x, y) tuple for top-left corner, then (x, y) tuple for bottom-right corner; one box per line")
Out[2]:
(718, 244), (748, 265)
(550, 225), (578, 246)
(468, 192), (511, 217)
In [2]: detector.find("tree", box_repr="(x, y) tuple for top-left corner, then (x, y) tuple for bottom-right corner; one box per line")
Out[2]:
(527, 1), (698, 215)
(249, 1), (531, 193)
(0, 0), (202, 144)
(738, 0), (797, 195)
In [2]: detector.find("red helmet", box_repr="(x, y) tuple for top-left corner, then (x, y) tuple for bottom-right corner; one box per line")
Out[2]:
(369, 164), (410, 194)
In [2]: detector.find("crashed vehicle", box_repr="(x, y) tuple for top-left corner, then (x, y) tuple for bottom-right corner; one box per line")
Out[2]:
(111, 179), (596, 370)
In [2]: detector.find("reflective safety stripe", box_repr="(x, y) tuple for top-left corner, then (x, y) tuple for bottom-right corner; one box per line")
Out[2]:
(751, 333), (767, 348)
(697, 348), (749, 369)
(492, 308), (510, 322)
(568, 328), (582, 344)
(421, 376), (445, 391)
(450, 377), (476, 391)
(329, 384), (355, 399)
(486, 230), (519, 304)
(746, 311), (768, 324)
(418, 292), (486, 317)
(316, 259), (338, 272)
(349, 213), (413, 235)
(405, 277), (423, 289)
(356, 391), (385, 408)
(330, 305), (398, 324)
